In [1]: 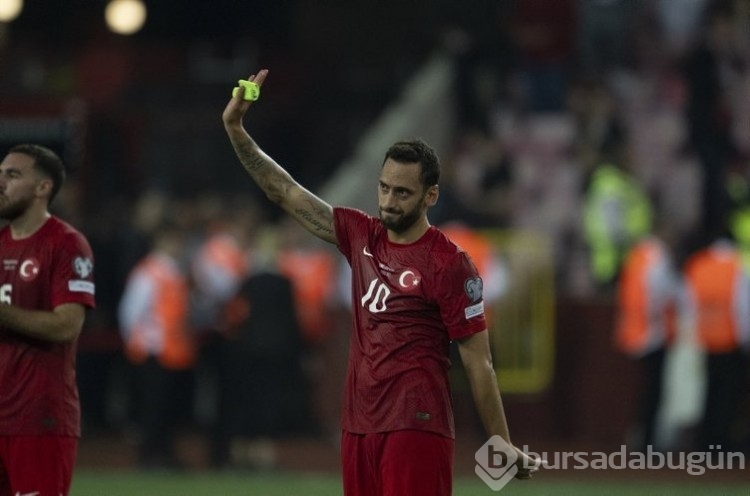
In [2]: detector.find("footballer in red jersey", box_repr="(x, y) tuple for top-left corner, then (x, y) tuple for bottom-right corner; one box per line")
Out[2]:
(223, 69), (538, 496)
(335, 207), (486, 439)
(0, 145), (95, 496)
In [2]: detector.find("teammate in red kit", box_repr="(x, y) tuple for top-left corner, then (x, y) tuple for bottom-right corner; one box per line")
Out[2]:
(0, 144), (95, 496)
(223, 70), (537, 495)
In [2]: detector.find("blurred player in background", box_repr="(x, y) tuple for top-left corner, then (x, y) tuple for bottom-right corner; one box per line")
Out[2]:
(0, 144), (96, 496)
(222, 70), (537, 495)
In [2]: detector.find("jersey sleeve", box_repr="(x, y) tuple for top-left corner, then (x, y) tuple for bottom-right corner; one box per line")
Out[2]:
(51, 231), (96, 309)
(334, 207), (370, 263)
(435, 251), (487, 340)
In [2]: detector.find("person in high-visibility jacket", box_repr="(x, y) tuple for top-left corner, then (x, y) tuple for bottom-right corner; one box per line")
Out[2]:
(726, 167), (750, 270)
(118, 221), (195, 468)
(683, 236), (750, 451)
(615, 229), (680, 452)
(583, 163), (652, 289)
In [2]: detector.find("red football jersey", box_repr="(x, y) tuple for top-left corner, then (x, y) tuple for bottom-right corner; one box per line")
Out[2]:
(0, 216), (95, 436)
(334, 207), (487, 438)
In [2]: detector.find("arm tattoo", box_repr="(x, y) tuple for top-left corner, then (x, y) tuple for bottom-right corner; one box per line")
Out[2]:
(233, 137), (291, 203)
(231, 132), (336, 242)
(236, 141), (266, 174)
(295, 202), (334, 236)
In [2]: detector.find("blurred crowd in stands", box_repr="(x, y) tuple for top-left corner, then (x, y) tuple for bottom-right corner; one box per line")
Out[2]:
(435, 0), (750, 459)
(438, 0), (749, 292)
(2, 0), (748, 469)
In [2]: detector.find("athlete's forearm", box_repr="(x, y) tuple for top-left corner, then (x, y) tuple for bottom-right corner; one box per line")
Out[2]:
(225, 124), (296, 206)
(465, 360), (512, 443)
(0, 303), (83, 343)
(458, 330), (513, 443)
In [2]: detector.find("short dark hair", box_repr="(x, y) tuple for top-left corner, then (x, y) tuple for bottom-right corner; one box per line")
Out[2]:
(383, 139), (440, 188)
(10, 144), (66, 203)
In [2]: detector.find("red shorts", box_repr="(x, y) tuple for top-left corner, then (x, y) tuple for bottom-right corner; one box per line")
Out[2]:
(341, 430), (454, 496)
(0, 435), (78, 496)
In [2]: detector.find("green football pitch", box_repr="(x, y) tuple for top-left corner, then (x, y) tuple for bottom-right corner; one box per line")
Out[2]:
(70, 470), (748, 496)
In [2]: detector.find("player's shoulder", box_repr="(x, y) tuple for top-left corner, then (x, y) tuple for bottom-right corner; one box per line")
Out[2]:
(45, 216), (77, 235)
(335, 206), (375, 224)
(423, 228), (473, 274)
(430, 227), (466, 258)
(334, 207), (381, 236)
(414, 230), (478, 293)
(46, 216), (92, 247)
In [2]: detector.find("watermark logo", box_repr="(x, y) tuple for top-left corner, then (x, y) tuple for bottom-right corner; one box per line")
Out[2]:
(523, 445), (745, 476)
(474, 435), (518, 491)
(475, 440), (746, 492)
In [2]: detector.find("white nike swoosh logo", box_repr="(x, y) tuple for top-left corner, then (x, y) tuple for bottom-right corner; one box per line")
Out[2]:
(15, 491), (40, 496)
(363, 246), (373, 257)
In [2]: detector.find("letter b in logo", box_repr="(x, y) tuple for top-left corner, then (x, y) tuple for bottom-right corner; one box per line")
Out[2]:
(475, 435), (518, 491)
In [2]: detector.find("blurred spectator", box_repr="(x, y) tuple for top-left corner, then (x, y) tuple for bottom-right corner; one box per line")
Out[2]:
(615, 222), (681, 452)
(117, 189), (173, 293)
(213, 226), (314, 468)
(507, 116), (581, 268)
(683, 233), (750, 452)
(118, 220), (196, 469)
(654, 147), (703, 259)
(435, 129), (515, 228)
(277, 218), (338, 344)
(577, 0), (641, 76)
(582, 122), (653, 290)
(567, 76), (618, 174)
(188, 196), (260, 463)
(276, 219), (342, 440)
(726, 156), (750, 269)
(512, 0), (577, 112)
(439, 0), (516, 133)
(653, 0), (712, 58)
(189, 197), (259, 332)
(682, 1), (739, 238)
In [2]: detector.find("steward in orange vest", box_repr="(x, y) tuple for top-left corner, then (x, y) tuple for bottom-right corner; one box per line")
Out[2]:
(684, 240), (750, 354)
(615, 234), (680, 452)
(118, 222), (195, 468)
(683, 238), (750, 451)
(120, 231), (194, 370)
(616, 237), (679, 358)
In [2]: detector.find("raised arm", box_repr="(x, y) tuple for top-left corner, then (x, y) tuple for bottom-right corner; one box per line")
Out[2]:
(222, 70), (338, 245)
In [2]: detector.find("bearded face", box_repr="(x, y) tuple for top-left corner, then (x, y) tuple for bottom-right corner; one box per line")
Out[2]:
(0, 194), (35, 221)
(379, 200), (424, 234)
(377, 159), (435, 236)
(0, 153), (44, 222)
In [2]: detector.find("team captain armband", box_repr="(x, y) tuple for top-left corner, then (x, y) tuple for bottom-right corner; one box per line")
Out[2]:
(232, 80), (260, 101)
